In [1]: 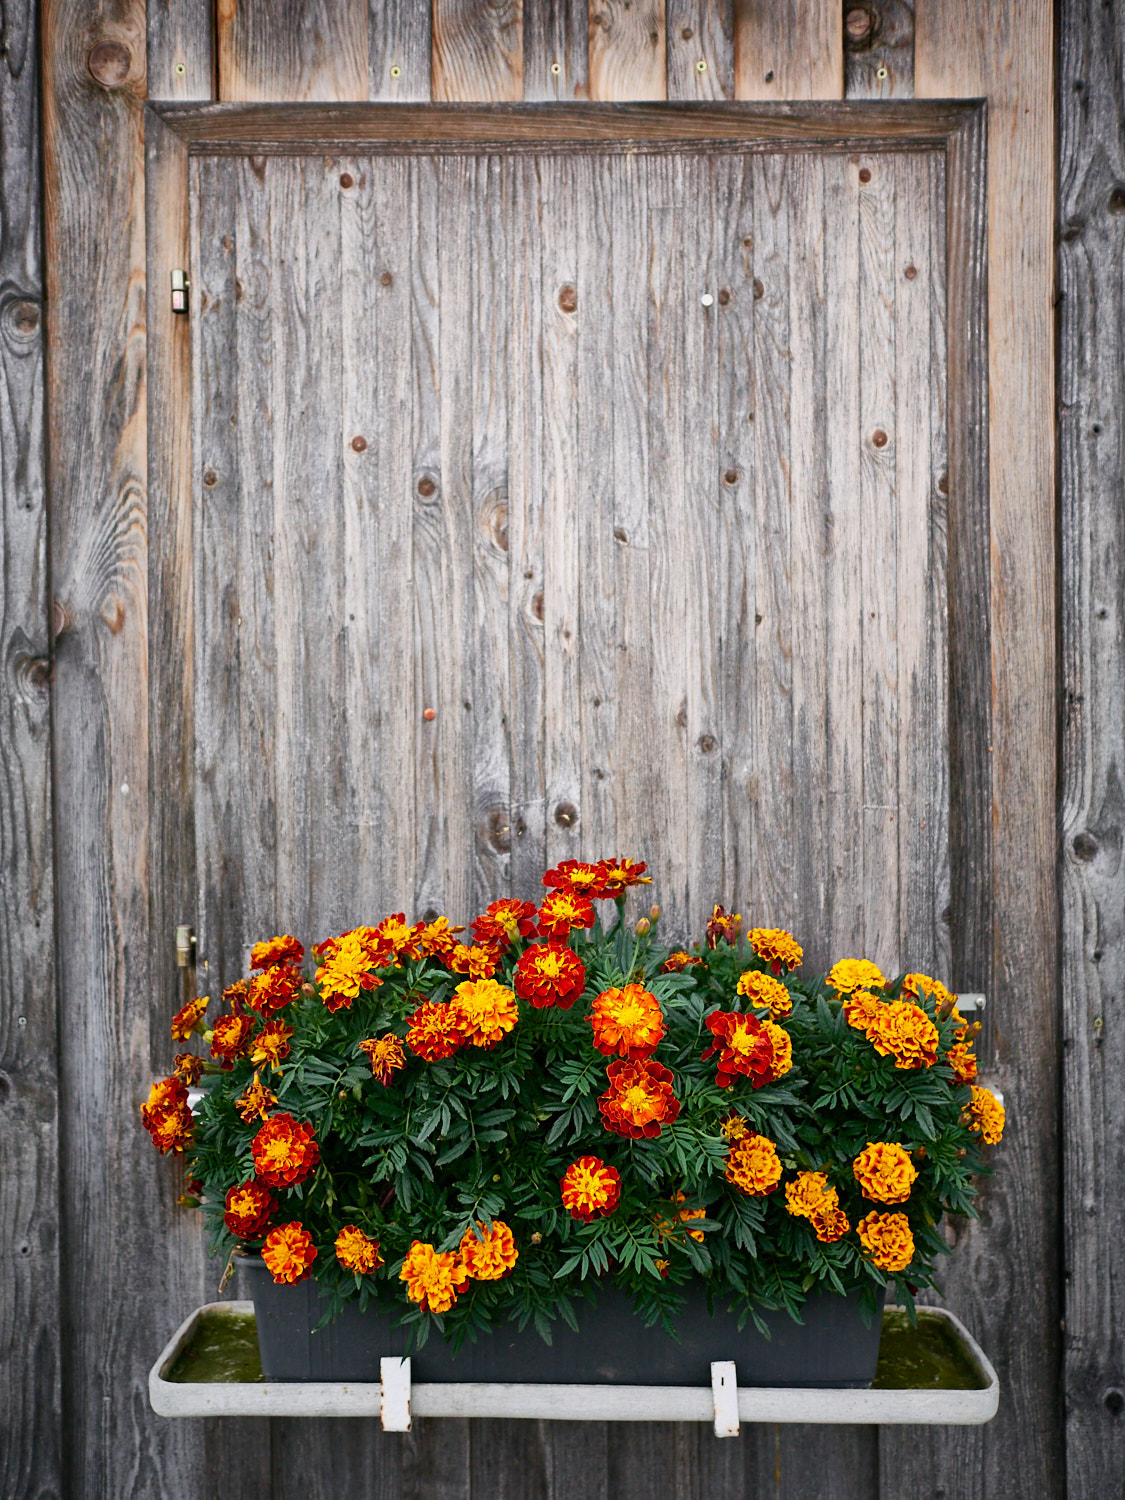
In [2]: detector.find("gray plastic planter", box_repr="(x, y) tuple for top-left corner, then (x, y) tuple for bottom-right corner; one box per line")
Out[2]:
(239, 1256), (885, 1388)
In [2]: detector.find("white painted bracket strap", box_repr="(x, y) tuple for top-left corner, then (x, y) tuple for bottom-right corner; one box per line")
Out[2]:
(380, 1356), (411, 1431)
(711, 1360), (740, 1437)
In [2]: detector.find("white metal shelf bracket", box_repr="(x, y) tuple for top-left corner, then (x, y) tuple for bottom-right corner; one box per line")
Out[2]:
(381, 1356), (412, 1431)
(711, 1360), (740, 1437)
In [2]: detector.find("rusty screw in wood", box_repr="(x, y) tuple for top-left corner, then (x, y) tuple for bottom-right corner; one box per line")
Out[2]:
(859, 167), (872, 184)
(723, 469), (740, 487)
(937, 474), (949, 494)
(845, 7), (874, 43)
(872, 430), (888, 448)
(614, 528), (627, 544)
(904, 264), (918, 280)
(340, 173), (354, 189)
(87, 40), (131, 87)
(423, 707), (436, 721)
(558, 284), (577, 314)
(351, 436), (367, 453)
(417, 475), (436, 497)
(380, 271), (393, 287)
(681, 26), (693, 40)
(555, 803), (578, 828)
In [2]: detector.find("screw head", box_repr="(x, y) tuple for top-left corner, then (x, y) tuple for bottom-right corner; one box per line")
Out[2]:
(872, 429), (888, 448)
(390, 64), (401, 78)
(700, 292), (714, 307)
(351, 435), (367, 453)
(696, 59), (707, 73)
(876, 66), (888, 80)
(551, 62), (561, 75)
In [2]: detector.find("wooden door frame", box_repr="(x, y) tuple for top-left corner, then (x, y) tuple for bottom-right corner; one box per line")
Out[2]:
(145, 99), (989, 1009)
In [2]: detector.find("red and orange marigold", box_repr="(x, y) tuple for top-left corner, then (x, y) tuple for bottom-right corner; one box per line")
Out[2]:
(459, 1220), (519, 1280)
(359, 1032), (407, 1084)
(250, 935), (305, 970)
(542, 860), (611, 899)
(472, 898), (539, 950)
(445, 942), (500, 980)
(415, 916), (464, 958)
(236, 1071), (278, 1124)
(173, 1051), (205, 1085)
(141, 1076), (194, 1155)
(947, 1042), (978, 1085)
(223, 1179), (276, 1239)
(399, 1241), (470, 1314)
(208, 1013), (253, 1069)
(451, 978), (519, 1048)
(810, 1202), (851, 1243)
(705, 905), (742, 948)
(736, 969), (793, 1020)
(725, 1133), (783, 1196)
(251, 1112), (320, 1190)
(589, 984), (666, 1059)
(262, 1221), (317, 1284)
(598, 1058), (681, 1139)
(852, 1142), (918, 1204)
(866, 1000), (939, 1070)
(968, 1085), (1005, 1145)
(597, 857), (651, 895)
(827, 959), (887, 995)
(560, 1156), (622, 1222)
(335, 1225), (383, 1275)
(249, 1017), (293, 1072)
(661, 950), (703, 974)
(247, 963), (303, 1015)
(842, 989), (884, 1032)
(374, 913), (426, 960)
(514, 943), (586, 1009)
(406, 1001), (464, 1062)
(784, 1171), (837, 1220)
(655, 1192), (707, 1244)
(748, 927), (804, 975)
(537, 888), (596, 939)
(315, 929), (386, 1012)
(701, 1010), (778, 1089)
(170, 995), (208, 1042)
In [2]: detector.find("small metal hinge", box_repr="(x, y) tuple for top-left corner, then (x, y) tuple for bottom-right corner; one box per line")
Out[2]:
(171, 269), (190, 314)
(175, 924), (196, 968)
(956, 993), (986, 1016)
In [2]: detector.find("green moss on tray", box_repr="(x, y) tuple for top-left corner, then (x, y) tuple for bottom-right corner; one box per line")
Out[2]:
(873, 1310), (988, 1391)
(166, 1310), (263, 1384)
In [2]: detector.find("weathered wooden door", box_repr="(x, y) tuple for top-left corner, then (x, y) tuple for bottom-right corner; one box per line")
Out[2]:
(177, 104), (986, 1015)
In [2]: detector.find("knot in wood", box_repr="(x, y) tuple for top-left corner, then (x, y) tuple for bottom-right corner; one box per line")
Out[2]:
(5, 299), (40, 339)
(859, 167), (873, 184)
(87, 40), (132, 88)
(351, 436), (367, 453)
(558, 284), (577, 314)
(872, 429), (889, 448)
(554, 802), (578, 828)
(844, 7), (877, 47)
(1072, 831), (1098, 861)
(417, 475), (437, 498)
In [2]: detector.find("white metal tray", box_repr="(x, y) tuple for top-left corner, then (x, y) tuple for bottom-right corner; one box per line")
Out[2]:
(150, 1300), (998, 1431)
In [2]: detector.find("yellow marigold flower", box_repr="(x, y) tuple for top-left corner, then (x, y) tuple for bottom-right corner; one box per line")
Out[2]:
(655, 1192), (707, 1244)
(827, 959), (887, 994)
(560, 1156), (621, 1221)
(867, 1000), (939, 1070)
(968, 1085), (1005, 1145)
(784, 1171), (837, 1220)
(842, 989), (884, 1031)
(335, 1225), (383, 1275)
(315, 929), (385, 1012)
(171, 995), (209, 1042)
(416, 916), (464, 958)
(811, 1203), (851, 1243)
(947, 1041), (978, 1085)
(446, 942), (500, 979)
(748, 927), (804, 975)
(399, 1241), (469, 1314)
(720, 1112), (749, 1143)
(359, 1033), (407, 1085)
(762, 1020), (793, 1079)
(236, 1071), (278, 1124)
(375, 913), (425, 958)
(856, 1211), (915, 1273)
(736, 969), (793, 1019)
(459, 1219), (519, 1280)
(451, 977), (518, 1048)
(852, 1142), (918, 1204)
(725, 1133), (783, 1197)
(902, 972), (954, 1011)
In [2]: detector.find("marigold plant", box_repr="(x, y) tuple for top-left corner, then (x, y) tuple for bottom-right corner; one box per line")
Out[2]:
(148, 857), (1004, 1345)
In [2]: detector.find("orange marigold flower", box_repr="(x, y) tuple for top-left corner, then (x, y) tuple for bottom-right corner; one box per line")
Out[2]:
(406, 1001), (464, 1062)
(141, 1076), (194, 1155)
(705, 904), (742, 948)
(852, 1142), (918, 1204)
(251, 935), (305, 970)
(597, 857), (652, 895)
(968, 1085), (1005, 1145)
(867, 1000), (939, 1070)
(902, 972), (955, 1012)
(335, 1225), (383, 1275)
(514, 942), (586, 1009)
(451, 978), (519, 1048)
(784, 1171), (837, 1220)
(856, 1211), (915, 1273)
(247, 963), (303, 1015)
(827, 959), (887, 994)
(209, 1013), (253, 1068)
(762, 1020), (793, 1080)
(251, 1112), (320, 1189)
(171, 995), (209, 1041)
(375, 913), (426, 959)
(445, 942), (500, 979)
(262, 1221), (317, 1285)
(223, 1179), (276, 1239)
(811, 1203), (851, 1243)
(736, 969), (793, 1019)
(460, 1219), (519, 1280)
(237, 1071), (279, 1124)
(589, 983), (666, 1059)
(543, 860), (611, 899)
(223, 980), (249, 1009)
(598, 1058), (681, 1139)
(415, 916), (464, 958)
(655, 1192), (707, 1244)
(661, 950), (703, 974)
(720, 1112), (749, 1143)
(560, 1156), (621, 1222)
(538, 888), (596, 939)
(472, 898), (539, 950)
(725, 1133), (783, 1196)
(947, 1041), (978, 1085)
(359, 1033), (407, 1085)
(173, 1051), (205, 1085)
(701, 1010), (775, 1089)
(748, 927), (804, 975)
(842, 989), (884, 1031)
(249, 1018), (293, 1072)
(315, 931), (386, 1013)
(399, 1241), (470, 1314)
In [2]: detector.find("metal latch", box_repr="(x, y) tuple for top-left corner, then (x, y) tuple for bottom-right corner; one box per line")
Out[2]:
(175, 925), (196, 968)
(171, 269), (189, 314)
(955, 993), (986, 1016)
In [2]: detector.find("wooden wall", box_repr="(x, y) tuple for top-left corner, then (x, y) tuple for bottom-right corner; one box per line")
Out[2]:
(13, 0), (1071, 1496)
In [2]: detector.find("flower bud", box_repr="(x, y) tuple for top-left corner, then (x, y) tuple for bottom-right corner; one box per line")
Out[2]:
(177, 1194), (200, 1208)
(492, 1173), (501, 1183)
(914, 1145), (927, 1158)
(301, 982), (317, 998)
(649, 905), (661, 923)
(635, 917), (651, 936)
(937, 994), (956, 1021)
(531, 1231), (543, 1245)
(957, 1147), (968, 1158)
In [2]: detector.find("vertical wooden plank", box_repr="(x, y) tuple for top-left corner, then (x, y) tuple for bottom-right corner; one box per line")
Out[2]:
(666, 0), (734, 101)
(587, 0), (666, 101)
(147, 0), (213, 99)
(1059, 0), (1125, 1491)
(44, 0), (206, 1493)
(733, 0), (843, 101)
(843, 1), (914, 100)
(857, 150), (899, 973)
(0, 1), (59, 1493)
(523, 0), (588, 101)
(217, 0), (369, 101)
(271, 1419), (404, 1499)
(915, 6), (1059, 1499)
(368, 0), (431, 100)
(432, 0), (524, 103)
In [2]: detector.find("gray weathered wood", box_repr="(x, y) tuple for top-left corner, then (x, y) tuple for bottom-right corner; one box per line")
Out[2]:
(369, 0), (432, 99)
(0, 2), (59, 1495)
(147, 0), (214, 99)
(666, 0), (734, 101)
(523, 0), (588, 100)
(734, 0), (843, 100)
(844, 1), (915, 100)
(1059, 0), (1125, 1491)
(217, 0), (369, 100)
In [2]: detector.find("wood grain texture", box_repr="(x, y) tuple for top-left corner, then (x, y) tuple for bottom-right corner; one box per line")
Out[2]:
(1058, 0), (1125, 1491)
(734, 0), (843, 101)
(587, 0), (666, 101)
(217, 0), (369, 100)
(916, 5), (1060, 1499)
(843, 1), (914, 100)
(432, 0), (524, 102)
(666, 0), (734, 101)
(147, 0), (214, 99)
(0, 2), (59, 1495)
(369, 0), (431, 100)
(523, 0), (588, 100)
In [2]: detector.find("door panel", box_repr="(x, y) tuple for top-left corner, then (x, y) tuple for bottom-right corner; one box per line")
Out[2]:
(190, 142), (949, 978)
